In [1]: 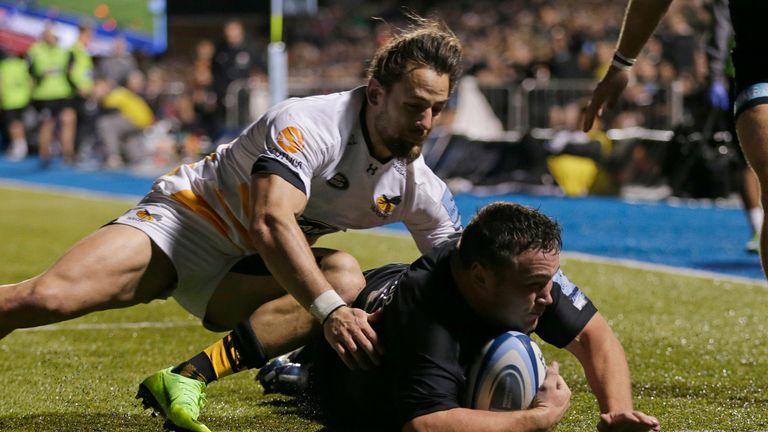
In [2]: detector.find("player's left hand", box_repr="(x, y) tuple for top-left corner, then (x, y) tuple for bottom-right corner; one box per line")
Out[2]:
(323, 306), (383, 370)
(597, 411), (660, 432)
(582, 66), (630, 132)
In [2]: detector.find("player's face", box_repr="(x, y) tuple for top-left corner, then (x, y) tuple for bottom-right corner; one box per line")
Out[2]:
(480, 249), (559, 333)
(372, 66), (449, 162)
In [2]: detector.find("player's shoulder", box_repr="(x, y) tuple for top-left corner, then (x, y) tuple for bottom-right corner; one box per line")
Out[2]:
(273, 87), (362, 125)
(260, 87), (364, 146)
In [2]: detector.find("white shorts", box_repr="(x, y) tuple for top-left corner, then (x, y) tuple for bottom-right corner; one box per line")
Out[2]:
(114, 192), (244, 319)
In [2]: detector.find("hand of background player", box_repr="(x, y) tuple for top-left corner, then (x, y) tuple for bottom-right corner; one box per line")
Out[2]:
(530, 362), (571, 428)
(323, 306), (383, 370)
(582, 66), (630, 132)
(597, 411), (660, 432)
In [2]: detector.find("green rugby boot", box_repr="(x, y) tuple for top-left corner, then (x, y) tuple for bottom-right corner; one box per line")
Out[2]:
(137, 367), (211, 432)
(746, 232), (760, 254)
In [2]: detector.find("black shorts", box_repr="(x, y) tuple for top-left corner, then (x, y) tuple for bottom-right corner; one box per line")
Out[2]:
(300, 263), (408, 430)
(2, 108), (25, 125)
(353, 263), (408, 312)
(730, 1), (768, 118)
(31, 98), (74, 119)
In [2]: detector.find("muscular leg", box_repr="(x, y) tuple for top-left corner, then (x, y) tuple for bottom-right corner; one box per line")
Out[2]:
(0, 224), (177, 339)
(168, 249), (364, 385)
(736, 104), (768, 274)
(204, 248), (365, 356)
(250, 249), (365, 358)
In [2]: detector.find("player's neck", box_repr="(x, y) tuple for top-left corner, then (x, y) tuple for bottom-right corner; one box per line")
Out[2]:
(362, 103), (393, 163)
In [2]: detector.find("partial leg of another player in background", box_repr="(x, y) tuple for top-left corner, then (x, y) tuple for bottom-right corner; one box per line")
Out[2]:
(741, 167), (762, 253)
(736, 105), (768, 271)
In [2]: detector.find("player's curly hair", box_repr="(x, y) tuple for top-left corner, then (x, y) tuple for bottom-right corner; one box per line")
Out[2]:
(367, 12), (463, 94)
(458, 202), (562, 269)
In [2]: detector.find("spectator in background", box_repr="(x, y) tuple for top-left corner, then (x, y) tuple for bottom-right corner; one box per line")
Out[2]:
(69, 23), (95, 165)
(549, 27), (591, 79)
(98, 33), (138, 87)
(93, 75), (154, 169)
(70, 23), (94, 99)
(27, 24), (77, 166)
(211, 19), (263, 130)
(0, 48), (33, 161)
(191, 39), (217, 139)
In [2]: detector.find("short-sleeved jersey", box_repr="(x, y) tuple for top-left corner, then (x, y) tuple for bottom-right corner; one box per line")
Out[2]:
(308, 241), (598, 430)
(152, 86), (462, 255)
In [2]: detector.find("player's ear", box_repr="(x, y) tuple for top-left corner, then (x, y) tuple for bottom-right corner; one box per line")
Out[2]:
(469, 262), (488, 291)
(368, 78), (384, 106)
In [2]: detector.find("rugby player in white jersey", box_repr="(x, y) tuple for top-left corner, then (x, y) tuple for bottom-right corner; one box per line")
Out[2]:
(0, 15), (462, 431)
(1, 15), (654, 432)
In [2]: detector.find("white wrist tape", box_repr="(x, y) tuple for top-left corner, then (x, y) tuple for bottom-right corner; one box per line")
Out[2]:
(309, 290), (346, 324)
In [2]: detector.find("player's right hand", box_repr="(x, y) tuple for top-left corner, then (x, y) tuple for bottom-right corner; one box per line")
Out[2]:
(582, 66), (630, 132)
(323, 306), (383, 370)
(531, 362), (571, 427)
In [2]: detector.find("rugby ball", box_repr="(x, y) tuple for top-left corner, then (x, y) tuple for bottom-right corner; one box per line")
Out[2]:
(464, 331), (547, 411)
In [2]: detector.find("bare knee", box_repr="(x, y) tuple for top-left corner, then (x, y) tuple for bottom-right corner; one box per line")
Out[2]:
(319, 251), (365, 304)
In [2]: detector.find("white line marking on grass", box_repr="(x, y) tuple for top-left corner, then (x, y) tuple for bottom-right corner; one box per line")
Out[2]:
(18, 321), (200, 332)
(562, 251), (767, 287)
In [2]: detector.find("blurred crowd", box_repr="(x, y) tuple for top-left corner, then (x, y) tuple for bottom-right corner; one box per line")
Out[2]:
(0, 16), (268, 170)
(0, 0), (724, 177)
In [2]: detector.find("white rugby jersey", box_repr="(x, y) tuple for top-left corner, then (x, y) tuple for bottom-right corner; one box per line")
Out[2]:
(151, 87), (462, 255)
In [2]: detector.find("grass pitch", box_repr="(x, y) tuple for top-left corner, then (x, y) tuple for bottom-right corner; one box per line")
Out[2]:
(0, 185), (767, 431)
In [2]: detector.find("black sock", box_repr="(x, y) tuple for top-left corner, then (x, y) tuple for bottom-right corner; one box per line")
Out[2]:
(172, 352), (217, 384)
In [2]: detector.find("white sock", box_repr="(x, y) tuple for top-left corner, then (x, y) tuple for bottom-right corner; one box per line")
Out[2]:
(749, 207), (764, 234)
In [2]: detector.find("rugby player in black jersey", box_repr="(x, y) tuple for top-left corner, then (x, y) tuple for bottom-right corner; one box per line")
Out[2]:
(275, 202), (659, 432)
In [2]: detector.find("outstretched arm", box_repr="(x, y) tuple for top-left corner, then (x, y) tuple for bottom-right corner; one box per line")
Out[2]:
(582, 0), (675, 132)
(403, 363), (571, 432)
(566, 313), (660, 431)
(249, 173), (382, 369)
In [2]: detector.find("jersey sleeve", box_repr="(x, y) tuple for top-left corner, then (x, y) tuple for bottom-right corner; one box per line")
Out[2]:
(404, 174), (463, 254)
(534, 269), (597, 348)
(248, 108), (335, 198)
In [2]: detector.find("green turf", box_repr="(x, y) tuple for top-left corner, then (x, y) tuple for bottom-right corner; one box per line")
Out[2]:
(0, 185), (767, 431)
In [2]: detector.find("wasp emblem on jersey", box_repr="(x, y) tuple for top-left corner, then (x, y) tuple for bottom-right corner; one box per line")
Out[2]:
(372, 194), (402, 218)
(135, 209), (163, 222)
(276, 126), (305, 154)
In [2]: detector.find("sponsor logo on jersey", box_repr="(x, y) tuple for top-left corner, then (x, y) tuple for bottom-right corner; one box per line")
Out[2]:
(393, 158), (407, 176)
(371, 194), (401, 218)
(130, 209), (164, 222)
(276, 126), (305, 154)
(266, 146), (303, 169)
(326, 173), (349, 190)
(553, 270), (589, 310)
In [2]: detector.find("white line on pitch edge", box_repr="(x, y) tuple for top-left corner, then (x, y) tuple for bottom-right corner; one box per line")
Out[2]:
(18, 321), (200, 332)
